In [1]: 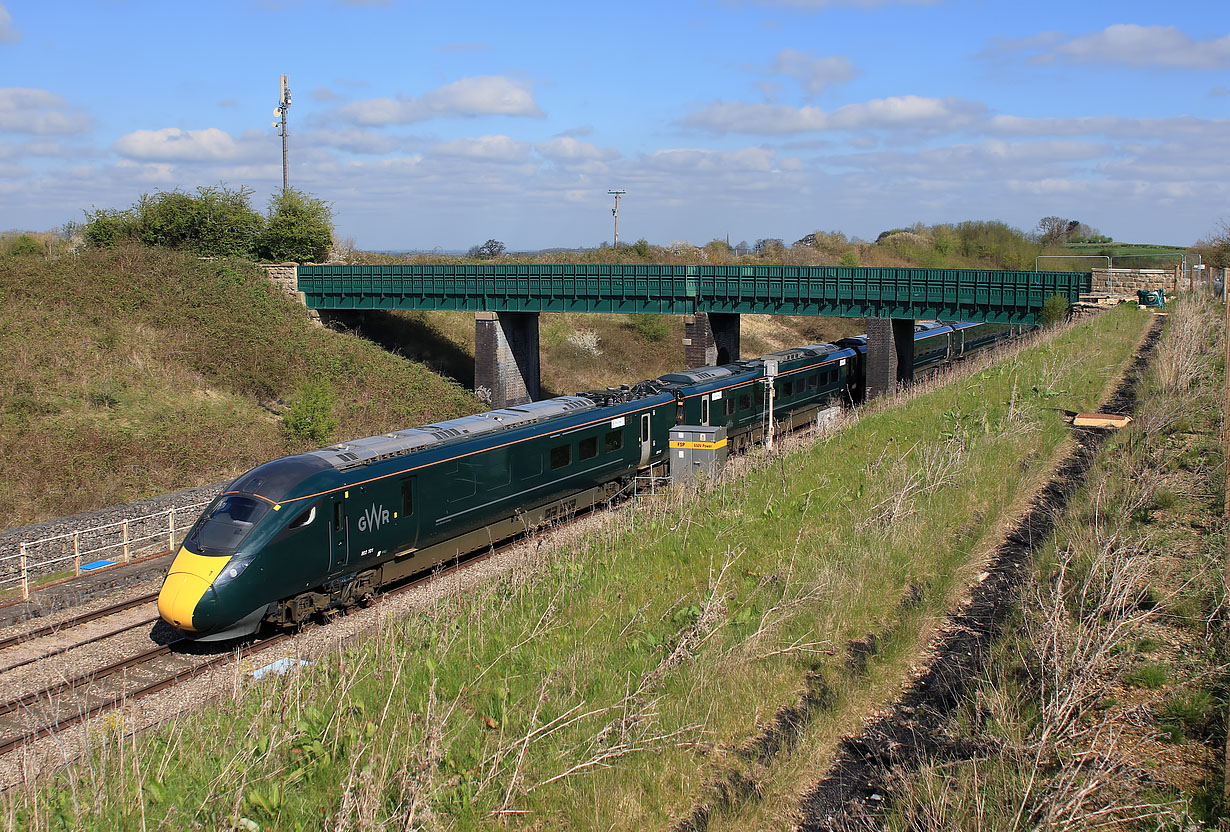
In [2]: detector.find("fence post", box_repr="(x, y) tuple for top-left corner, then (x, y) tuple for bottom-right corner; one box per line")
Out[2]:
(73, 532), (80, 576)
(19, 543), (28, 601)
(168, 507), (176, 551)
(122, 520), (130, 563)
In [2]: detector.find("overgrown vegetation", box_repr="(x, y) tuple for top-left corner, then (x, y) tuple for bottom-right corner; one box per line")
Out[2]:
(0, 247), (478, 524)
(1040, 293), (1070, 327)
(0, 305), (1150, 830)
(883, 297), (1226, 830)
(77, 185), (333, 263)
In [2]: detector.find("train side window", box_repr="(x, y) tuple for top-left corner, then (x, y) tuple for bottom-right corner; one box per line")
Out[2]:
(289, 504), (316, 530)
(724, 397), (736, 417)
(579, 436), (598, 460)
(739, 393), (751, 410)
(550, 444), (571, 470)
(401, 479), (414, 516)
(808, 374), (818, 390)
(640, 413), (650, 442)
(701, 397), (710, 425)
(784, 381), (794, 397)
(605, 429), (623, 453)
(333, 501), (343, 530)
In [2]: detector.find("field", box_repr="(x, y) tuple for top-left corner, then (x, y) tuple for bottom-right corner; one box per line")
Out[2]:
(0, 303), (1153, 830)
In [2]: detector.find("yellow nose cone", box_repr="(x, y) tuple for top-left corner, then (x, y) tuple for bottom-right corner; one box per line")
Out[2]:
(157, 548), (230, 631)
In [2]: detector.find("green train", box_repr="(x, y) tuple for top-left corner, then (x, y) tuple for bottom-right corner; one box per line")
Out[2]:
(158, 321), (1018, 640)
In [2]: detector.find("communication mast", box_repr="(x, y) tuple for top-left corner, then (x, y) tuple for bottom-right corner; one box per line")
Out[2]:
(272, 75), (292, 191)
(608, 189), (625, 248)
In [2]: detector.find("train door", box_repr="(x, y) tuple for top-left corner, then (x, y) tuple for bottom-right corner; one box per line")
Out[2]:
(639, 412), (652, 466)
(330, 498), (349, 572)
(399, 476), (419, 553)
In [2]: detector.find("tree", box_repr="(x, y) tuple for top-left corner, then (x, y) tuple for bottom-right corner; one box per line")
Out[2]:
(257, 188), (333, 263)
(469, 239), (505, 259)
(753, 238), (784, 255)
(1036, 216), (1073, 246)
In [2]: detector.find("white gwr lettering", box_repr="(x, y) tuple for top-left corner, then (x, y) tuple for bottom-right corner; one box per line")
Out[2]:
(357, 503), (390, 533)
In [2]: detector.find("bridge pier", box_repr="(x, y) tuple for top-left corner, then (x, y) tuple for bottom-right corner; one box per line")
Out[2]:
(683, 312), (740, 369)
(475, 311), (540, 407)
(865, 318), (915, 399)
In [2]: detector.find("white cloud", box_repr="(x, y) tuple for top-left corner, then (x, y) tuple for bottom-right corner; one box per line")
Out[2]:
(0, 88), (91, 135)
(1001, 24), (1230, 71)
(986, 114), (1230, 140)
(681, 95), (983, 134)
(307, 128), (403, 155)
(429, 135), (532, 163)
(112, 127), (266, 162)
(768, 49), (858, 95)
(0, 4), (19, 44)
(336, 76), (544, 126)
(535, 136), (620, 163)
(643, 147), (777, 173)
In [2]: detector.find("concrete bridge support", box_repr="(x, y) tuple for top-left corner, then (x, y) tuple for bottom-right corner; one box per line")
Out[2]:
(475, 311), (540, 407)
(866, 318), (915, 399)
(683, 312), (741, 369)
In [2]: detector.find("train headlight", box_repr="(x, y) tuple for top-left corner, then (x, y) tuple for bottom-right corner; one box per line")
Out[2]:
(213, 556), (254, 586)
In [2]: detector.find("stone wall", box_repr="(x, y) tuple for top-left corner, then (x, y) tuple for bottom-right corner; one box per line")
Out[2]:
(259, 263), (320, 323)
(1089, 268), (1179, 295)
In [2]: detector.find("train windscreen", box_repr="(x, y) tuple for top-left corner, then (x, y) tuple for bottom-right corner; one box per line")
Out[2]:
(184, 495), (271, 557)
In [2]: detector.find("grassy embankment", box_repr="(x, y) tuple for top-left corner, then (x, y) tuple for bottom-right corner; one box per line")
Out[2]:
(1, 304), (1151, 830)
(0, 246), (479, 525)
(883, 297), (1227, 829)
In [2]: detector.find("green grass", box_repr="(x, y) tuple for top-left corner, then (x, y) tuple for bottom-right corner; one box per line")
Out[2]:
(1124, 663), (1169, 689)
(881, 297), (1228, 830)
(0, 303), (1151, 831)
(0, 246), (481, 524)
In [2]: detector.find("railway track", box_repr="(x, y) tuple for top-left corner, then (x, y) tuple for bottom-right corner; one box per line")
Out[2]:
(0, 543), (506, 759)
(0, 633), (290, 756)
(0, 591), (161, 674)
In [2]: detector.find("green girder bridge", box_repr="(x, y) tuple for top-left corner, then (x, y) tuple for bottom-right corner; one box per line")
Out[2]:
(297, 264), (1090, 406)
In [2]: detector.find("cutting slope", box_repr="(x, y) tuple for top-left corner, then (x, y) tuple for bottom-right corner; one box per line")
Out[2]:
(0, 246), (480, 525)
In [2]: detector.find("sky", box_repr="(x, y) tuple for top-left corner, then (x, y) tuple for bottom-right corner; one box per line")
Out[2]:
(0, 1), (1227, 251)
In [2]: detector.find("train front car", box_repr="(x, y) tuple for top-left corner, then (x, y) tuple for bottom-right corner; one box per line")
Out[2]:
(158, 453), (337, 641)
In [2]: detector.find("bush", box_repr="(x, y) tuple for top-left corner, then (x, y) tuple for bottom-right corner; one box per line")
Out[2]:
(257, 188), (334, 263)
(5, 234), (45, 257)
(283, 381), (337, 445)
(137, 186), (265, 257)
(81, 207), (139, 248)
(839, 250), (859, 267)
(624, 314), (670, 342)
(1041, 294), (1070, 328)
(83, 185), (265, 257)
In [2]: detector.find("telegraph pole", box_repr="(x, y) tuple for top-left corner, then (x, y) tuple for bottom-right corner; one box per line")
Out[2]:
(608, 189), (625, 248)
(273, 75), (292, 191)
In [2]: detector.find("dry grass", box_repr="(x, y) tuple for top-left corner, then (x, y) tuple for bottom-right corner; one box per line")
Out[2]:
(884, 298), (1228, 831)
(0, 246), (480, 524)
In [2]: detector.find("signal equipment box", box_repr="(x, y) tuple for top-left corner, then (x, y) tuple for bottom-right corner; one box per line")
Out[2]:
(669, 425), (728, 485)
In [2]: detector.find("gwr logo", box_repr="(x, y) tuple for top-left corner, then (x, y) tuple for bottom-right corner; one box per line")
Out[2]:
(358, 503), (390, 533)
